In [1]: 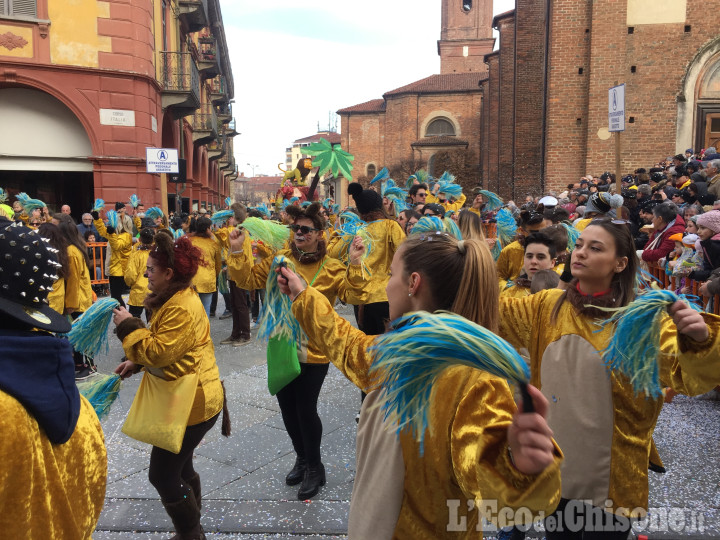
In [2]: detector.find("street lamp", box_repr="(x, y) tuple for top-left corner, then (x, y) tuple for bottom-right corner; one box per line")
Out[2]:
(246, 163), (259, 177)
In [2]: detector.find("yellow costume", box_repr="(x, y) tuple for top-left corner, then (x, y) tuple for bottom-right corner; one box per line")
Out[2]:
(575, 218), (592, 231)
(427, 193), (467, 213)
(291, 286), (562, 538)
(124, 246), (151, 307)
(327, 219), (406, 304)
(0, 393), (106, 539)
(189, 235), (221, 294)
(119, 287), (224, 426)
(48, 278), (65, 315)
(499, 288), (720, 513)
(499, 280), (530, 299)
(65, 244), (92, 313)
(227, 236), (369, 364)
(496, 240), (525, 282)
(94, 218), (132, 276)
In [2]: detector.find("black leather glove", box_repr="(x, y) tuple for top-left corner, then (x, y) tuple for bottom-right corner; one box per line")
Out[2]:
(91, 211), (99, 220)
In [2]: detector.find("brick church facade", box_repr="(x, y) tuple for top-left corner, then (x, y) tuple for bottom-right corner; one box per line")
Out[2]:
(482, 0), (720, 199)
(337, 0), (493, 184)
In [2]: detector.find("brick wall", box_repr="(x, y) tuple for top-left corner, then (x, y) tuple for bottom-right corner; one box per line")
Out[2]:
(480, 79), (490, 185)
(485, 52), (501, 194)
(544, 0), (592, 192)
(340, 90), (483, 184)
(497, 15), (515, 200)
(514, 0), (549, 198)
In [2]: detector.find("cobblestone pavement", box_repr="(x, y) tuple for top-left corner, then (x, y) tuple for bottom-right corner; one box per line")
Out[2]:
(91, 299), (720, 539)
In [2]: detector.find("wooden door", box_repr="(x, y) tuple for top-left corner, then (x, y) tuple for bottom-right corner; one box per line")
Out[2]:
(704, 112), (720, 151)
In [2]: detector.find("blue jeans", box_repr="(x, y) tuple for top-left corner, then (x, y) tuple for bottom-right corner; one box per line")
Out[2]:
(198, 292), (213, 316)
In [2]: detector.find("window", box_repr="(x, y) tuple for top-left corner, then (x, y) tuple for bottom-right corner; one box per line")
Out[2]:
(366, 164), (376, 178)
(425, 117), (456, 137)
(462, 0), (472, 12)
(1, 0), (37, 17)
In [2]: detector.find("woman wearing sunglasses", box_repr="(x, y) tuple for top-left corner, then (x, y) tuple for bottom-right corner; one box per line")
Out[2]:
(227, 202), (368, 500)
(498, 218), (720, 538)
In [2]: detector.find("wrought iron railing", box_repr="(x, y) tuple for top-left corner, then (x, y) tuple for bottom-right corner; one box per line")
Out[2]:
(192, 103), (218, 135)
(159, 51), (201, 103)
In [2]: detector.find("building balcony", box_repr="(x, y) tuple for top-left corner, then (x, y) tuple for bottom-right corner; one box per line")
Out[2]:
(191, 103), (219, 144)
(178, 0), (209, 33)
(227, 166), (239, 181)
(197, 35), (220, 79)
(216, 102), (232, 124)
(160, 51), (201, 119)
(207, 135), (226, 161)
(210, 75), (229, 104)
(226, 118), (239, 137)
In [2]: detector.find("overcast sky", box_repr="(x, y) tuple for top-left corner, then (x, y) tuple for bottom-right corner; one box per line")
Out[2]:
(223, 0), (515, 178)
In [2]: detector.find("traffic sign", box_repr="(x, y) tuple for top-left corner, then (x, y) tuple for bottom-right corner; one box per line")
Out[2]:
(146, 148), (179, 174)
(608, 84), (625, 132)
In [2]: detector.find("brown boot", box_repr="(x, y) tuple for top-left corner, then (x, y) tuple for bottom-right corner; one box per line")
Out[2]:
(185, 473), (202, 510)
(162, 494), (206, 540)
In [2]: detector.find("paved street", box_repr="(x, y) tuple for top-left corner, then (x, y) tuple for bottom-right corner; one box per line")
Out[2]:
(91, 298), (720, 539)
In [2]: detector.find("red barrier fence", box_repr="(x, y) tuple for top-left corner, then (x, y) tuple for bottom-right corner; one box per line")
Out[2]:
(642, 262), (719, 315)
(87, 242), (109, 285)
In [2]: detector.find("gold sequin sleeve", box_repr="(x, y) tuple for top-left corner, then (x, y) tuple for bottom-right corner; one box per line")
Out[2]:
(496, 241), (525, 282)
(446, 370), (563, 524)
(292, 286), (376, 390)
(122, 303), (198, 369)
(226, 235), (272, 291)
(660, 312), (720, 396)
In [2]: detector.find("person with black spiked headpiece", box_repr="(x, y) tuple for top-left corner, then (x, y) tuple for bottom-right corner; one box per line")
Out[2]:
(0, 217), (106, 537)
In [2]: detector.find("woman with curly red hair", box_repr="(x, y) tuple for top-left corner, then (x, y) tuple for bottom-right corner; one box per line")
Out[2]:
(111, 232), (228, 539)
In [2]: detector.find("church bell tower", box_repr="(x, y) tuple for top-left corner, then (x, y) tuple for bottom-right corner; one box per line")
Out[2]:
(438, 0), (495, 74)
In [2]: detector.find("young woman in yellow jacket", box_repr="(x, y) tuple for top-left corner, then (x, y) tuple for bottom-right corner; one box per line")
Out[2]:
(227, 202), (369, 500)
(124, 227), (156, 322)
(112, 233), (226, 539)
(189, 216), (222, 316)
(342, 183), (406, 334)
(92, 209), (133, 306)
(275, 232), (562, 539)
(51, 215), (94, 378)
(498, 218), (720, 538)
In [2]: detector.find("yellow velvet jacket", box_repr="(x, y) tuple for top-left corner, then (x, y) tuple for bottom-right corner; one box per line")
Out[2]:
(227, 236), (369, 363)
(326, 218), (406, 304)
(427, 192), (468, 213)
(499, 288), (720, 513)
(65, 244), (93, 313)
(292, 287), (562, 538)
(94, 218), (133, 277)
(48, 277), (65, 315)
(124, 246), (151, 307)
(496, 240), (525, 282)
(0, 393), (106, 539)
(121, 287), (224, 425)
(189, 235), (222, 294)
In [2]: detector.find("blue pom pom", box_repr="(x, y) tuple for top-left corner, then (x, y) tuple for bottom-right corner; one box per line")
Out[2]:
(77, 373), (122, 420)
(67, 298), (120, 358)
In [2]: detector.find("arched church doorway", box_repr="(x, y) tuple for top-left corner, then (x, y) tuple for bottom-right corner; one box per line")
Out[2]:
(0, 87), (94, 222)
(695, 52), (720, 151)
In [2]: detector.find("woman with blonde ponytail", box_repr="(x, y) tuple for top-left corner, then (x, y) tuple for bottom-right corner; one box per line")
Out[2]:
(275, 232), (562, 539)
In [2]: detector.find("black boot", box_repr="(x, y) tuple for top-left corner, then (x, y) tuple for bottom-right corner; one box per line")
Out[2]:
(297, 462), (325, 500)
(285, 457), (307, 486)
(162, 494), (206, 540)
(185, 473), (202, 509)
